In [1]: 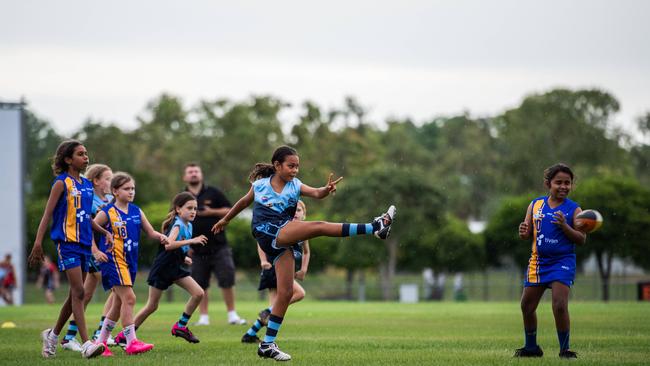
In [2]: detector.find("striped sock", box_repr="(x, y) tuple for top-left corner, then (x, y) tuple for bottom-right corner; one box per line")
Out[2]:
(63, 320), (78, 342)
(557, 330), (570, 351)
(341, 223), (374, 237)
(177, 312), (191, 328)
(263, 314), (283, 343)
(246, 319), (263, 336)
(97, 316), (105, 332)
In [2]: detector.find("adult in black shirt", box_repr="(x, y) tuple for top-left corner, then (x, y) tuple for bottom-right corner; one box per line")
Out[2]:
(183, 163), (246, 325)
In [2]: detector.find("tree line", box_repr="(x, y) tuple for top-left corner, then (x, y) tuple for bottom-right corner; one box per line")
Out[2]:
(24, 88), (650, 301)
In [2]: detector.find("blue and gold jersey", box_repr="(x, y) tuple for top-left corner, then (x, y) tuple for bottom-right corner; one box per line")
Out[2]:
(251, 176), (302, 228)
(100, 203), (142, 283)
(526, 196), (579, 284)
(50, 173), (94, 245)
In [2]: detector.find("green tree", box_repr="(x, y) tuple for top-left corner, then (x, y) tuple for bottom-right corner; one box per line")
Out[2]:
(493, 89), (632, 194)
(572, 176), (650, 301)
(332, 167), (446, 300)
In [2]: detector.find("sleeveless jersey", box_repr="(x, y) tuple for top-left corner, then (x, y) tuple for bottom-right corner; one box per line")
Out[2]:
(527, 196), (579, 283)
(50, 172), (94, 245)
(251, 176), (302, 229)
(101, 203), (142, 273)
(155, 216), (193, 263)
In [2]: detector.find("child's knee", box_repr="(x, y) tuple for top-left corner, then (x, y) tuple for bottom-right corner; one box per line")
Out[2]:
(194, 288), (205, 301)
(146, 301), (159, 312)
(294, 287), (305, 301)
(70, 286), (85, 301)
(552, 299), (568, 314)
(123, 293), (136, 307)
(278, 287), (293, 301)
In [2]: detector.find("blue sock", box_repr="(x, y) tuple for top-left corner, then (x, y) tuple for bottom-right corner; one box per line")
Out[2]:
(263, 314), (283, 343)
(246, 319), (263, 336)
(342, 223), (374, 237)
(64, 320), (78, 341)
(557, 330), (570, 351)
(177, 312), (191, 328)
(524, 328), (537, 350)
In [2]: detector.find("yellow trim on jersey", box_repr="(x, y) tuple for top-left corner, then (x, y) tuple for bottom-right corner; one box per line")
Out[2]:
(63, 177), (79, 243)
(107, 207), (132, 286)
(527, 199), (545, 283)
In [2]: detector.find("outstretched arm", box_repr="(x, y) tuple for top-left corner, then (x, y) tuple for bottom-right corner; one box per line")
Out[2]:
(301, 173), (343, 199)
(140, 210), (168, 245)
(212, 187), (254, 234)
(165, 226), (207, 251)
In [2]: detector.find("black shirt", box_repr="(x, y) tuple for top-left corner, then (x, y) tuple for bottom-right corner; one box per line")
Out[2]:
(184, 184), (231, 255)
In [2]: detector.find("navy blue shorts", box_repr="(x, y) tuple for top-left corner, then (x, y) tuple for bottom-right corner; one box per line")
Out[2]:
(88, 257), (102, 273)
(253, 220), (291, 264)
(56, 242), (91, 272)
(148, 260), (190, 291)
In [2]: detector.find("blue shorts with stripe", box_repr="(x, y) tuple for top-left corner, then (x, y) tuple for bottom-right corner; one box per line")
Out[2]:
(253, 219), (291, 264)
(56, 242), (92, 272)
(100, 261), (136, 291)
(524, 258), (575, 288)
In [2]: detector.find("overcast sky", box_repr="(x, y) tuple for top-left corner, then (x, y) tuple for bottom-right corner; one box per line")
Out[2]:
(1, 0), (649, 136)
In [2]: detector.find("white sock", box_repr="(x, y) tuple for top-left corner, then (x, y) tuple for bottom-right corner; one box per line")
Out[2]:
(98, 318), (116, 344)
(227, 310), (239, 321)
(199, 314), (209, 322)
(123, 324), (137, 346)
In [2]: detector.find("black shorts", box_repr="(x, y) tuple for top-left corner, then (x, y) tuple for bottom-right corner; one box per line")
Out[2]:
(147, 260), (190, 291)
(258, 268), (277, 291)
(191, 246), (236, 289)
(257, 248), (302, 291)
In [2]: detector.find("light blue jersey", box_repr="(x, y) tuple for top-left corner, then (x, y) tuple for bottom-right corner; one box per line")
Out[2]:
(92, 193), (113, 215)
(251, 176), (302, 228)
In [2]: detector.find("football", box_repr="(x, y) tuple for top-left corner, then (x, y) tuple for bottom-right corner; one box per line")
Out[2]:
(575, 209), (603, 233)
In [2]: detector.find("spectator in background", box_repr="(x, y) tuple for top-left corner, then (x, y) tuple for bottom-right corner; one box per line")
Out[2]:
(37, 255), (59, 304)
(183, 163), (246, 325)
(1, 253), (17, 305)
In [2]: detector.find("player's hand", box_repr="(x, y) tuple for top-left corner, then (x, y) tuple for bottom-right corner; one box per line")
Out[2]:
(93, 250), (108, 263)
(28, 243), (44, 268)
(184, 256), (193, 266)
(159, 234), (169, 245)
(551, 211), (567, 227)
(261, 261), (272, 270)
(193, 235), (208, 246)
(295, 270), (306, 281)
(104, 232), (114, 252)
(211, 219), (229, 234)
(518, 222), (529, 238)
(325, 173), (343, 195)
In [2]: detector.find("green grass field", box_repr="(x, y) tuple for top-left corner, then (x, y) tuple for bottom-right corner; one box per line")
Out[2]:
(1, 301), (648, 365)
